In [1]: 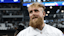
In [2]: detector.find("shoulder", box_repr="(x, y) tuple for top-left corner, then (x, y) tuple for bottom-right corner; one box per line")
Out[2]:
(17, 26), (31, 36)
(46, 24), (63, 34)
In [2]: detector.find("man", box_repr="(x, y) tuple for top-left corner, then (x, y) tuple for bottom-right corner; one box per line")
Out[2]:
(17, 2), (63, 36)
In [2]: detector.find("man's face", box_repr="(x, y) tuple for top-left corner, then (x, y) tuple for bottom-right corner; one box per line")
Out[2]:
(28, 6), (45, 21)
(28, 6), (45, 28)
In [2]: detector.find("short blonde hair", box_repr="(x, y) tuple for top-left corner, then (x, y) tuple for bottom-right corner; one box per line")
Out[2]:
(28, 2), (46, 11)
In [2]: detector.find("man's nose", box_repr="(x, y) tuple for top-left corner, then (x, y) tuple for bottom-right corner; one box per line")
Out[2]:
(32, 11), (36, 15)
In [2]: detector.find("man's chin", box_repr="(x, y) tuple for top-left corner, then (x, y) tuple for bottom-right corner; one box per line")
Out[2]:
(29, 17), (43, 29)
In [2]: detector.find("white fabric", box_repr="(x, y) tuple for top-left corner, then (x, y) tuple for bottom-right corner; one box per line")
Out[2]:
(17, 24), (63, 36)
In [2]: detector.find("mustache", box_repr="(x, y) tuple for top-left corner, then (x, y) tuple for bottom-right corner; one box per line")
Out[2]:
(32, 16), (38, 19)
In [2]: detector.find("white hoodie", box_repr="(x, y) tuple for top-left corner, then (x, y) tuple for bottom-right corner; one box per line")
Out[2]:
(17, 24), (63, 36)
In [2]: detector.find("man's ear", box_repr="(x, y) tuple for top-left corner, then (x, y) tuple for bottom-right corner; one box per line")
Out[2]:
(43, 11), (46, 17)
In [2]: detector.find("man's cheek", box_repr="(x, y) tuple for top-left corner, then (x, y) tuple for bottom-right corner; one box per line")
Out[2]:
(29, 14), (33, 17)
(30, 17), (32, 20)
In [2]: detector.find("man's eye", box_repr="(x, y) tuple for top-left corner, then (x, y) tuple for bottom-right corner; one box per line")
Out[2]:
(29, 11), (32, 13)
(34, 10), (38, 12)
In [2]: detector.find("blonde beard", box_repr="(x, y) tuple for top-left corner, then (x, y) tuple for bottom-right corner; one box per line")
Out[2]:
(29, 17), (44, 30)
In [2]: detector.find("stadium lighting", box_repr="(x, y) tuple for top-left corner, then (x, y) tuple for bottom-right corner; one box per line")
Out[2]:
(61, 10), (64, 13)
(1, 0), (4, 2)
(27, 4), (30, 7)
(62, 2), (64, 5)
(47, 11), (50, 14)
(14, 0), (18, 2)
(46, 14), (48, 16)
(50, 6), (52, 9)
(37, 0), (41, 2)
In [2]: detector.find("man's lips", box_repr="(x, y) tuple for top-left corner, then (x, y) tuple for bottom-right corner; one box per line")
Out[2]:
(32, 18), (37, 21)
(32, 17), (38, 21)
(32, 17), (38, 19)
(33, 18), (37, 20)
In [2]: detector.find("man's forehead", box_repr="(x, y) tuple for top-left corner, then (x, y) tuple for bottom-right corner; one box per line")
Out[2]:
(28, 7), (43, 11)
(29, 6), (38, 9)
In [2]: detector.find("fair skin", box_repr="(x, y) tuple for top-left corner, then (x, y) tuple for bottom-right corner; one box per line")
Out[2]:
(28, 6), (46, 30)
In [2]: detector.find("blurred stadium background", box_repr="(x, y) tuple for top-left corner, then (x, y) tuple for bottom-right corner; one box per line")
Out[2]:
(0, 0), (64, 36)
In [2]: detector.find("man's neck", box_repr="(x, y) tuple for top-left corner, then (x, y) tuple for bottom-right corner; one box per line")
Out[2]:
(38, 23), (45, 30)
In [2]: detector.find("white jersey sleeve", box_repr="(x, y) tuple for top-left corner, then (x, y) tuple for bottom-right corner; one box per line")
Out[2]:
(17, 27), (31, 36)
(58, 30), (63, 36)
(17, 31), (24, 36)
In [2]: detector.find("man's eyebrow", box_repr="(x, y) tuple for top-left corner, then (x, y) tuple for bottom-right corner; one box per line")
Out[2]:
(30, 10), (32, 11)
(28, 10), (31, 12)
(34, 9), (38, 10)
